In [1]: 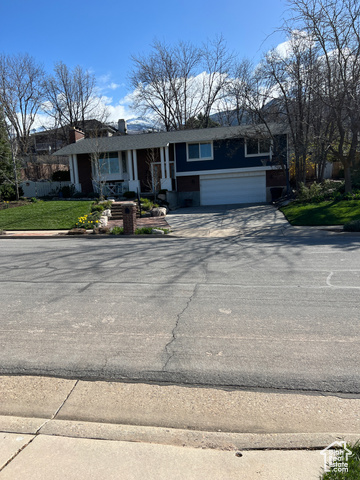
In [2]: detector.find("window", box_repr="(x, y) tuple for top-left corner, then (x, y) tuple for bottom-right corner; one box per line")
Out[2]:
(187, 142), (213, 161)
(245, 138), (272, 156)
(121, 151), (127, 174)
(99, 152), (120, 175)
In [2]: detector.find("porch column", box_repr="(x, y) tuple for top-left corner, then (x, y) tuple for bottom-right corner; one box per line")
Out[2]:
(69, 155), (74, 183)
(165, 145), (170, 179)
(127, 150), (134, 181)
(160, 145), (172, 191)
(73, 155), (79, 185)
(128, 149), (140, 193)
(132, 150), (138, 181)
(160, 147), (165, 178)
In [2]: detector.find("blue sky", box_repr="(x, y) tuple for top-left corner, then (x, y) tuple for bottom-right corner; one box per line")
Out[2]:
(0, 0), (289, 121)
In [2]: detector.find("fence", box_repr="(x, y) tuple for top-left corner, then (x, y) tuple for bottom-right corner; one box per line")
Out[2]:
(20, 181), (72, 198)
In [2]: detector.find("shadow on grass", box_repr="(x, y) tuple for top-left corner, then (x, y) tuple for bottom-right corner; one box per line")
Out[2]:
(281, 200), (360, 226)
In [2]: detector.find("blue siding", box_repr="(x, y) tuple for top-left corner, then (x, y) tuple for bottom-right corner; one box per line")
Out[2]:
(175, 138), (273, 173)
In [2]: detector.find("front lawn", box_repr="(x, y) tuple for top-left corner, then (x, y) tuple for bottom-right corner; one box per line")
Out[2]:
(281, 200), (360, 226)
(0, 201), (93, 230)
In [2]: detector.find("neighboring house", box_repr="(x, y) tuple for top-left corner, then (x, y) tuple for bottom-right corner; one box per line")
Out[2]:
(22, 119), (125, 183)
(30, 119), (122, 156)
(54, 123), (288, 206)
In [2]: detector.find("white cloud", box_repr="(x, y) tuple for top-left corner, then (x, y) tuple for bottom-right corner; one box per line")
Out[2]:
(108, 82), (123, 90)
(98, 73), (111, 84)
(275, 30), (315, 59)
(106, 102), (132, 122)
(96, 94), (133, 122)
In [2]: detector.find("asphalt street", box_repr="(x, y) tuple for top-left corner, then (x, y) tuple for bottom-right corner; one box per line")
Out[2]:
(0, 232), (359, 393)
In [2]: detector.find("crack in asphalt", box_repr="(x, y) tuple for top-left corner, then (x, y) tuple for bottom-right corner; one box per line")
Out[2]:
(162, 284), (198, 372)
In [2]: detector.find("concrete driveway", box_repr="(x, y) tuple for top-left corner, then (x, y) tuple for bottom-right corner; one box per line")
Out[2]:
(167, 203), (290, 237)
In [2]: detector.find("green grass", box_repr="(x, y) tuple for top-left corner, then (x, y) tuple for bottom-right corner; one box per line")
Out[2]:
(321, 442), (360, 479)
(281, 200), (360, 226)
(0, 201), (93, 230)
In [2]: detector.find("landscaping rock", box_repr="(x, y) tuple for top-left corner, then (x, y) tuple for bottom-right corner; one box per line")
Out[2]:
(151, 207), (167, 217)
(152, 228), (165, 235)
(67, 228), (87, 235)
(93, 227), (111, 235)
(102, 209), (112, 217)
(100, 216), (108, 227)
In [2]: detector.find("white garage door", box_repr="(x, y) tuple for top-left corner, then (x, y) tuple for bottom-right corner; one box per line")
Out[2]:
(200, 172), (266, 206)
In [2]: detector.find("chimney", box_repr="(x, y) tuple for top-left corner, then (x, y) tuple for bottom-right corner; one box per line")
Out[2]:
(69, 127), (85, 144)
(118, 119), (127, 134)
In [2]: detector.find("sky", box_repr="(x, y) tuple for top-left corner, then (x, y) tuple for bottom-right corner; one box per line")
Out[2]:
(0, 0), (289, 123)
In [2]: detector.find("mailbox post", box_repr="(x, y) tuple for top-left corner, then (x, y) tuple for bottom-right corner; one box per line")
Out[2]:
(122, 202), (137, 235)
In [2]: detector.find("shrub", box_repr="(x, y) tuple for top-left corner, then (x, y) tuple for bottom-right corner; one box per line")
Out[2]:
(98, 200), (112, 209)
(52, 170), (70, 181)
(110, 226), (124, 235)
(135, 227), (153, 235)
(344, 219), (360, 232)
(134, 227), (169, 235)
(123, 191), (136, 199)
(343, 190), (360, 200)
(73, 212), (101, 229)
(0, 184), (24, 201)
(296, 181), (346, 204)
(91, 204), (105, 213)
(60, 185), (75, 198)
(140, 197), (154, 211)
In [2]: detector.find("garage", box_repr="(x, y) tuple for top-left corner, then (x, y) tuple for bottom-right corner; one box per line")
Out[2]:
(200, 171), (266, 206)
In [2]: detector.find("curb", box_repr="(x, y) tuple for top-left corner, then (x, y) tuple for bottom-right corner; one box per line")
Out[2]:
(1, 415), (358, 451)
(0, 232), (175, 239)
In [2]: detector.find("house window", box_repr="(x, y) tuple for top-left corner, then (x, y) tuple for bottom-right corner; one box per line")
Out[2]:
(245, 138), (272, 156)
(99, 152), (120, 175)
(187, 142), (213, 161)
(121, 151), (127, 174)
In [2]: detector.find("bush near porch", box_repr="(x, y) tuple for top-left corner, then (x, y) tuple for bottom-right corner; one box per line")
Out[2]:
(0, 200), (93, 230)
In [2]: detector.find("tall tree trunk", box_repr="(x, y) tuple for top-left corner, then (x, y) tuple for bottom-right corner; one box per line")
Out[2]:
(344, 162), (352, 194)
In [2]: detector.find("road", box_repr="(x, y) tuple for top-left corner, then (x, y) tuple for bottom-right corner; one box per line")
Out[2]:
(0, 232), (359, 393)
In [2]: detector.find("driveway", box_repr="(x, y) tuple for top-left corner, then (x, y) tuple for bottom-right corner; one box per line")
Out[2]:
(167, 203), (290, 237)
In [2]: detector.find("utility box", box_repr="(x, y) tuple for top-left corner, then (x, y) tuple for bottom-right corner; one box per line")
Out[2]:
(122, 202), (137, 235)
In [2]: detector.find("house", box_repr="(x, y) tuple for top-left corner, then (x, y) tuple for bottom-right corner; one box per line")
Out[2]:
(54, 123), (288, 206)
(30, 119), (122, 156)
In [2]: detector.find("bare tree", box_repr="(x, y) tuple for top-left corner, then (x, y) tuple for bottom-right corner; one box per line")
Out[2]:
(87, 122), (113, 199)
(90, 144), (107, 199)
(0, 106), (13, 186)
(287, 0), (360, 192)
(197, 36), (234, 128)
(215, 59), (254, 126)
(143, 148), (161, 199)
(0, 53), (45, 156)
(129, 37), (234, 131)
(257, 30), (318, 187)
(44, 62), (105, 134)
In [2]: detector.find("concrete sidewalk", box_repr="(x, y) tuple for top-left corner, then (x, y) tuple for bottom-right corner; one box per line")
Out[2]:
(0, 433), (326, 479)
(0, 376), (359, 479)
